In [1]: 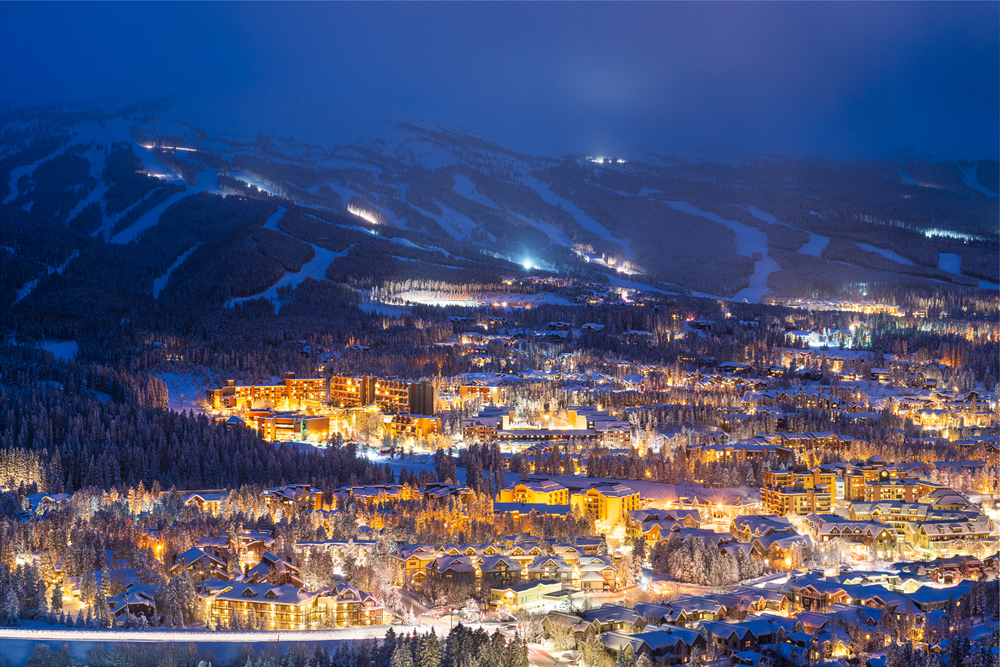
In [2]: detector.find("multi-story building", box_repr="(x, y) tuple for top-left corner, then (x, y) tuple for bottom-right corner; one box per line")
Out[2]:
(490, 579), (563, 613)
(761, 484), (831, 516)
(499, 478), (570, 505)
(254, 413), (330, 442)
(763, 467), (837, 506)
(903, 516), (997, 556)
(208, 374), (328, 410)
(328, 376), (435, 414)
(571, 483), (641, 524)
(386, 414), (442, 439)
(318, 579), (389, 627)
(203, 582), (321, 630)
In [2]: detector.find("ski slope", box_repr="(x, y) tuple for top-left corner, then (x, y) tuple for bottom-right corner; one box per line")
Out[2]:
(665, 201), (777, 303)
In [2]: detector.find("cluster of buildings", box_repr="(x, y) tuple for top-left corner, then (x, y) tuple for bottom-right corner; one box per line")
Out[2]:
(461, 405), (631, 449)
(541, 560), (991, 664)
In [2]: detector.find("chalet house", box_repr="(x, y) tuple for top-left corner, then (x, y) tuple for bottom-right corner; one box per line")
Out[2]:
(694, 618), (783, 655)
(171, 547), (229, 582)
(582, 604), (648, 634)
(244, 551), (303, 587)
(203, 583), (321, 630)
(603, 627), (708, 665)
(318, 578), (389, 627)
(106, 583), (157, 620)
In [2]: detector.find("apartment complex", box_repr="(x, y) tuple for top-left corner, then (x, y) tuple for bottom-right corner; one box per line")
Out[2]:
(208, 375), (327, 410)
(761, 484), (831, 516)
(329, 375), (434, 415)
(208, 374), (434, 415)
(386, 414), (442, 439)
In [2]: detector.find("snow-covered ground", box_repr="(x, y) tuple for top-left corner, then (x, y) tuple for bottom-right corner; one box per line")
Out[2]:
(745, 204), (829, 257)
(157, 372), (209, 414)
(796, 234), (829, 257)
(229, 244), (351, 307)
(453, 175), (576, 248)
(13, 250), (80, 305)
(896, 169), (918, 186)
(858, 243), (915, 266)
(39, 340), (78, 361)
(230, 207), (353, 306)
(4, 145), (68, 204)
(109, 190), (191, 245)
(665, 201), (777, 303)
(961, 163), (999, 198)
(522, 176), (635, 261)
(938, 252), (962, 274)
(153, 244), (201, 298)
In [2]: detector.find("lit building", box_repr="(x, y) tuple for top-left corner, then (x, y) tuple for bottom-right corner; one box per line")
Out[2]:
(499, 478), (570, 505)
(761, 484), (831, 516)
(203, 583), (320, 630)
(387, 414), (442, 439)
(571, 483), (641, 524)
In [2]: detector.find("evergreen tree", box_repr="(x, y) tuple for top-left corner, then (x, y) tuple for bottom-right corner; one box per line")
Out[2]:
(391, 643), (414, 667)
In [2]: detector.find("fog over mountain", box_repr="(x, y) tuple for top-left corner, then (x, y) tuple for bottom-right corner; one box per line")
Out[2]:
(2, 2), (997, 161)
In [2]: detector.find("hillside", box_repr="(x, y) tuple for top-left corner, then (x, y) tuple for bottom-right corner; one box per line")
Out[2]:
(2, 97), (997, 333)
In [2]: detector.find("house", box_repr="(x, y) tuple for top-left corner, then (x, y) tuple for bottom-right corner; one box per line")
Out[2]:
(582, 604), (648, 634)
(244, 551), (303, 586)
(171, 547), (229, 582)
(203, 583), (321, 630)
(106, 583), (157, 620)
(318, 577), (389, 627)
(490, 579), (564, 613)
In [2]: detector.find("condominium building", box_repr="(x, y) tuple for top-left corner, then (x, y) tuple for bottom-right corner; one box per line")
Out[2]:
(761, 484), (831, 516)
(571, 483), (641, 524)
(499, 478), (570, 505)
(203, 583), (320, 630)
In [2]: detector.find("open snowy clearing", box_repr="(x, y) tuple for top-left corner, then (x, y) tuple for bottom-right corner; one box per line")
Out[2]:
(230, 244), (351, 307)
(157, 372), (209, 414)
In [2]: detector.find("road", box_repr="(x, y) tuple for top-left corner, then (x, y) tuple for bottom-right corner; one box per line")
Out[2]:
(528, 644), (564, 667)
(0, 619), (503, 644)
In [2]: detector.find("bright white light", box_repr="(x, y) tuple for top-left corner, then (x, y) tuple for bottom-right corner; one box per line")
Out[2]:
(347, 205), (381, 226)
(523, 260), (533, 271)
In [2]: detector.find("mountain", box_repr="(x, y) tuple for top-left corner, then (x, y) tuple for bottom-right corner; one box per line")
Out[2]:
(2, 96), (997, 332)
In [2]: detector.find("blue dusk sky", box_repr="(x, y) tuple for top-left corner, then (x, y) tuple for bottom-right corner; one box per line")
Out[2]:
(1, 2), (996, 160)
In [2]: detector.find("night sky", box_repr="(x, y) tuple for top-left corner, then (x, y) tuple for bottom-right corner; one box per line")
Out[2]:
(1, 2), (997, 161)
